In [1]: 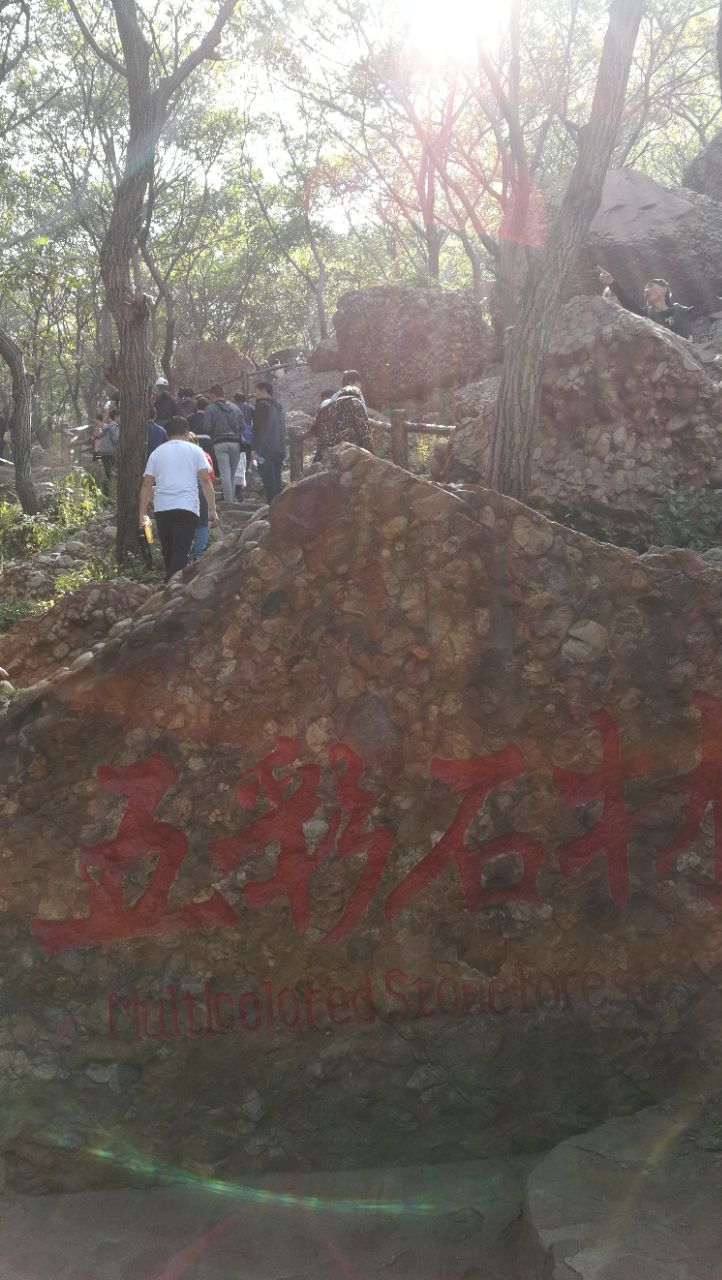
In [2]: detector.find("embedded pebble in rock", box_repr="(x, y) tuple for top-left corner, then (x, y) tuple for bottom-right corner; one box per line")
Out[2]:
(0, 448), (721, 1195)
(0, 578), (150, 687)
(444, 296), (722, 543)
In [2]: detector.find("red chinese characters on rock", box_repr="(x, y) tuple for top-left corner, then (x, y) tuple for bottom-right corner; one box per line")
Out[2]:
(385, 746), (545, 920)
(32, 755), (238, 956)
(210, 739), (395, 942)
(30, 691), (722, 954)
(654, 691), (722, 907)
(553, 710), (653, 907)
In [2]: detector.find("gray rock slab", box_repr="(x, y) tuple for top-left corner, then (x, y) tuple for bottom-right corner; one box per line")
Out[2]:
(520, 1093), (722, 1279)
(0, 1155), (537, 1280)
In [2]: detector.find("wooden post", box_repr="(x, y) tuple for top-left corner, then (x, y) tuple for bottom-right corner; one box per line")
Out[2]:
(289, 429), (304, 482)
(390, 409), (408, 469)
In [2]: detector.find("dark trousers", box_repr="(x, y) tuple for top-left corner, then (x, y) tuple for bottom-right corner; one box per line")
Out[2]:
(260, 455), (284, 505)
(101, 456), (115, 495)
(155, 509), (198, 582)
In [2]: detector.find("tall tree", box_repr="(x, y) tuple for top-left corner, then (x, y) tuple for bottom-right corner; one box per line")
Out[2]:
(490, 0), (645, 499)
(67, 0), (238, 559)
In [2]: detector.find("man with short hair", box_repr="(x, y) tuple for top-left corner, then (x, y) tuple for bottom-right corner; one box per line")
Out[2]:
(139, 415), (218, 582)
(205, 383), (243, 502)
(146, 404), (167, 458)
(598, 268), (694, 338)
(252, 380), (286, 504)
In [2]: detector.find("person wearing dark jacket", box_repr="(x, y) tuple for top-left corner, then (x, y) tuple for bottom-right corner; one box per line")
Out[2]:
(598, 269), (694, 339)
(252, 380), (286, 504)
(205, 383), (243, 502)
(154, 378), (178, 424)
(147, 415), (167, 458)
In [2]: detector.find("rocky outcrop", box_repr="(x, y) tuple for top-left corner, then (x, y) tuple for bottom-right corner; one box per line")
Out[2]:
(2, 449), (722, 1192)
(445, 295), (722, 540)
(1, 578), (150, 687)
(274, 364), (344, 415)
(571, 168), (722, 314)
(307, 337), (342, 372)
(171, 340), (255, 396)
(332, 285), (497, 408)
(683, 129), (722, 202)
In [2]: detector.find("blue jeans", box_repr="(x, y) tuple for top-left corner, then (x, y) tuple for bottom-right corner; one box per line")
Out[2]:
(215, 440), (241, 503)
(192, 522), (209, 559)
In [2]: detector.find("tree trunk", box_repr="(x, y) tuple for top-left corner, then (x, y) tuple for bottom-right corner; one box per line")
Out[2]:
(426, 223), (442, 281)
(457, 228), (483, 301)
(717, 0), (722, 96)
(490, 0), (645, 501)
(0, 326), (39, 514)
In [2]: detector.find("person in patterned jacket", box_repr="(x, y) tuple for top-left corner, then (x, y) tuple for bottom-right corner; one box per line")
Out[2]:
(314, 371), (373, 455)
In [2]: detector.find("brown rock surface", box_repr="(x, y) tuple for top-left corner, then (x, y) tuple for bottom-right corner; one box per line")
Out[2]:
(307, 338), (342, 372)
(445, 295), (722, 537)
(171, 339), (255, 395)
(683, 130), (722, 203)
(1, 577), (150, 687)
(572, 168), (722, 313)
(275, 364), (344, 414)
(1, 450), (722, 1192)
(333, 285), (497, 408)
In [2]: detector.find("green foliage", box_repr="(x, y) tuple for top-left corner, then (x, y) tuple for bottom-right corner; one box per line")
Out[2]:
(0, 470), (104, 562)
(0, 595), (51, 635)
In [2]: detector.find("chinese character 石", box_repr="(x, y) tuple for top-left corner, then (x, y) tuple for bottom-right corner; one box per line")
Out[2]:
(385, 746), (544, 918)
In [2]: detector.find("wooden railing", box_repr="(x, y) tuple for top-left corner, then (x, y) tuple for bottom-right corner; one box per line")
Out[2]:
(288, 408), (455, 482)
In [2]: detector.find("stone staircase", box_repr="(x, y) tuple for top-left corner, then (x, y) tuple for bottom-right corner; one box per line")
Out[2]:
(214, 483), (267, 540)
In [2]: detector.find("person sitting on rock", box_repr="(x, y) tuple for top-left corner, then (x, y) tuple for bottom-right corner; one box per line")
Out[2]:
(597, 267), (694, 338)
(314, 371), (373, 455)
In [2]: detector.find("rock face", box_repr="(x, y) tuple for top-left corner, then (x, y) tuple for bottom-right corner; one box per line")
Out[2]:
(445, 296), (722, 537)
(307, 338), (342, 372)
(274, 364), (344, 415)
(572, 168), (722, 314)
(332, 285), (497, 408)
(2, 449), (722, 1193)
(1, 578), (150, 687)
(683, 129), (722, 203)
(171, 340), (255, 395)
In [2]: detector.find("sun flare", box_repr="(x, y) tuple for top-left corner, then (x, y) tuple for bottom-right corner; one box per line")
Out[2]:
(396, 0), (511, 62)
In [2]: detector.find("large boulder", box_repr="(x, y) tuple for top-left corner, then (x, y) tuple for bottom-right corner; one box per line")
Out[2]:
(172, 340), (255, 396)
(683, 129), (722, 203)
(446, 295), (722, 538)
(2, 449), (722, 1193)
(274, 364), (344, 415)
(307, 337), (342, 372)
(332, 285), (497, 408)
(571, 169), (722, 314)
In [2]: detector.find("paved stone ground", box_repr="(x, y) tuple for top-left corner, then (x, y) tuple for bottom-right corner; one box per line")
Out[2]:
(520, 1092), (722, 1279)
(0, 1155), (539, 1280)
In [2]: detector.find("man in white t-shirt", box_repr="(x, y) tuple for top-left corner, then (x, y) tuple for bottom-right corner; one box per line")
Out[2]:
(139, 415), (219, 582)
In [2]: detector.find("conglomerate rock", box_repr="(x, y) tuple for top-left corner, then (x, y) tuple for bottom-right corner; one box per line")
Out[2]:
(1, 577), (150, 688)
(332, 284), (498, 408)
(570, 168), (722, 314)
(171, 339), (255, 396)
(683, 129), (722, 204)
(444, 295), (722, 537)
(1, 448), (722, 1192)
(274, 364), (344, 415)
